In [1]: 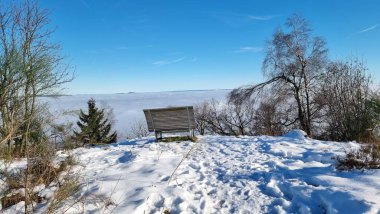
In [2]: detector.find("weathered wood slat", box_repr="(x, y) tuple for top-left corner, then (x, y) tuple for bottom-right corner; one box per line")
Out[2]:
(143, 106), (195, 133)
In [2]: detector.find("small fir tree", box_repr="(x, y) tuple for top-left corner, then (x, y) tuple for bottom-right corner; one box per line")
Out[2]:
(74, 98), (117, 144)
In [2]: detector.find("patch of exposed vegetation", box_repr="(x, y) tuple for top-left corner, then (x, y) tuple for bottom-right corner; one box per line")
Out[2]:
(0, 154), (78, 212)
(161, 136), (197, 143)
(336, 143), (380, 170)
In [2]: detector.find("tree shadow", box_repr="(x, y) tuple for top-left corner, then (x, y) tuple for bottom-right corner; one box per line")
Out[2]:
(116, 138), (156, 147)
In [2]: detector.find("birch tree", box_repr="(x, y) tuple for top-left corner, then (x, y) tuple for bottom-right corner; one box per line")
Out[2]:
(230, 14), (328, 136)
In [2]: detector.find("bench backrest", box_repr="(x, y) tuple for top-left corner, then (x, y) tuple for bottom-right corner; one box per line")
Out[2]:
(143, 106), (195, 132)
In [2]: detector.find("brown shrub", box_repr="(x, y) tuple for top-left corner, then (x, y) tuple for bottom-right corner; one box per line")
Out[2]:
(336, 143), (380, 170)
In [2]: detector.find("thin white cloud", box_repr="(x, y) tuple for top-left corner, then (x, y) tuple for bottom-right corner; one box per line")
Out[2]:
(234, 46), (263, 53)
(115, 45), (154, 51)
(172, 57), (185, 63)
(152, 57), (186, 67)
(356, 24), (379, 34)
(247, 15), (277, 21)
(211, 12), (277, 26)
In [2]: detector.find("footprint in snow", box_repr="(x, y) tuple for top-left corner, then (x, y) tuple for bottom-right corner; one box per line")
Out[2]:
(201, 161), (209, 167)
(189, 163), (200, 170)
(159, 175), (170, 182)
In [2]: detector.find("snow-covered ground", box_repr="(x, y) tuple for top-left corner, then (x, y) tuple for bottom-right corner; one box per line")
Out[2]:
(2, 91), (380, 213)
(40, 90), (229, 137)
(4, 131), (379, 213)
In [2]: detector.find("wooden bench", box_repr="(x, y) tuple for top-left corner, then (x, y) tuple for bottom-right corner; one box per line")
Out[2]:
(143, 106), (195, 141)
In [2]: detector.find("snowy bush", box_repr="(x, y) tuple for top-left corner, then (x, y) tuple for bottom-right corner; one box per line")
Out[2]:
(322, 59), (380, 142)
(336, 143), (380, 170)
(0, 152), (78, 212)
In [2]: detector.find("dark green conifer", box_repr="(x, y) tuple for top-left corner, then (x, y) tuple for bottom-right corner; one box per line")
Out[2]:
(74, 98), (117, 144)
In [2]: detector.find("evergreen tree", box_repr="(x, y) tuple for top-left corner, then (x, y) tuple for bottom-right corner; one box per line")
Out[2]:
(74, 98), (117, 144)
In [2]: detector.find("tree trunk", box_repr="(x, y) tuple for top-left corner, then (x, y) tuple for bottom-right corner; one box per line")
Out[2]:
(294, 87), (309, 135)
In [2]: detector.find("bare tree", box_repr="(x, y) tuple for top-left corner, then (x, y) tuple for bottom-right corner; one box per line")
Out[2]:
(229, 14), (328, 136)
(252, 91), (291, 136)
(194, 102), (210, 135)
(198, 99), (256, 136)
(0, 0), (72, 151)
(322, 58), (378, 141)
(202, 100), (230, 135)
(0, 1), (73, 212)
(126, 120), (150, 139)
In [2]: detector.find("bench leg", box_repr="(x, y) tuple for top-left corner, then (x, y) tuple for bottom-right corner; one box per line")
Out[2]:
(155, 131), (163, 142)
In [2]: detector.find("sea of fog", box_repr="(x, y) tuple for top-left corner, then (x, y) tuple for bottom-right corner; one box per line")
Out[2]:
(40, 90), (229, 137)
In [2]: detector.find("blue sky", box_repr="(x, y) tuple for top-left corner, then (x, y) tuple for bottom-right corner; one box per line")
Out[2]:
(40, 0), (380, 94)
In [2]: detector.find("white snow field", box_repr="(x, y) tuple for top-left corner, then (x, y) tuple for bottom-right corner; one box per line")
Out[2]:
(2, 131), (380, 213)
(68, 133), (379, 214)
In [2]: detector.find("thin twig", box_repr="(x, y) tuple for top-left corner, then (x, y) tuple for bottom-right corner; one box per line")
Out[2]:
(167, 140), (201, 185)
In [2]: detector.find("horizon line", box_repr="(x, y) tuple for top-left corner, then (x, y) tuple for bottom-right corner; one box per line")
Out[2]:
(42, 88), (233, 97)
